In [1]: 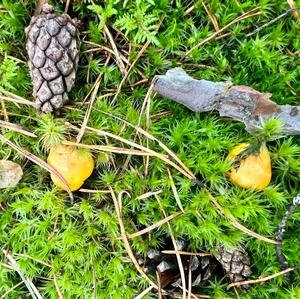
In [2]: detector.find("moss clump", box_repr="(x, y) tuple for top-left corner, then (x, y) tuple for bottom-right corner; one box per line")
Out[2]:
(0, 1), (300, 298)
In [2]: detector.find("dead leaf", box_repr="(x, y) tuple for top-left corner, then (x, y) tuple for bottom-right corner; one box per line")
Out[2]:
(0, 160), (23, 188)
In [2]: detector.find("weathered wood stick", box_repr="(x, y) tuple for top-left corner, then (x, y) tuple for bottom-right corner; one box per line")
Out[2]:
(153, 68), (300, 135)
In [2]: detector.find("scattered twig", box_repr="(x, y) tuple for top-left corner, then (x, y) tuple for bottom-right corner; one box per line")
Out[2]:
(35, 0), (48, 16)
(227, 267), (296, 289)
(187, 258), (192, 299)
(80, 111), (278, 243)
(0, 134), (73, 203)
(130, 78), (149, 88)
(167, 168), (185, 213)
(184, 4), (195, 16)
(135, 190), (163, 200)
(161, 250), (211, 257)
(2, 249), (43, 299)
(245, 7), (300, 38)
(202, 2), (219, 31)
(7, 55), (26, 64)
(233, 286), (241, 299)
(184, 7), (261, 57)
(76, 54), (111, 143)
(0, 94), (34, 107)
(155, 195), (187, 299)
(64, 0), (71, 14)
(121, 80), (156, 172)
(111, 41), (151, 104)
(65, 123), (193, 179)
(156, 271), (163, 299)
(111, 16), (164, 104)
(79, 188), (111, 194)
(83, 41), (147, 79)
(1, 99), (8, 121)
(13, 253), (52, 268)
(90, 0), (126, 75)
(64, 140), (169, 157)
(109, 187), (159, 290)
(127, 211), (182, 239)
(287, 0), (300, 23)
(0, 281), (23, 299)
(275, 194), (300, 271)
(134, 286), (154, 299)
(0, 120), (37, 137)
(210, 195), (278, 244)
(177, 285), (210, 299)
(52, 261), (64, 299)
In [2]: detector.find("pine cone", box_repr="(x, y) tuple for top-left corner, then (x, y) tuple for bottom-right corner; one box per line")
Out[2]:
(25, 4), (80, 113)
(141, 239), (218, 291)
(215, 244), (252, 289)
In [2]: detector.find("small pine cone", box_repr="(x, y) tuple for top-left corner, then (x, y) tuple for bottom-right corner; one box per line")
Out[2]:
(142, 239), (218, 290)
(215, 244), (252, 290)
(25, 4), (80, 113)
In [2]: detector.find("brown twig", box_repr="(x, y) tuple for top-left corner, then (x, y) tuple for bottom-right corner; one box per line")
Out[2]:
(287, 1), (300, 23)
(187, 258), (192, 299)
(90, 1), (126, 76)
(0, 281), (24, 299)
(0, 120), (37, 138)
(111, 16), (164, 104)
(79, 188), (111, 194)
(161, 250), (211, 257)
(2, 249), (43, 299)
(121, 80), (156, 172)
(245, 7), (300, 38)
(76, 55), (111, 143)
(0, 134), (74, 203)
(184, 7), (261, 57)
(127, 211), (182, 239)
(135, 190), (163, 200)
(83, 41), (147, 79)
(83, 111), (279, 244)
(111, 41), (151, 104)
(227, 267), (296, 289)
(64, 0), (71, 14)
(35, 0), (48, 15)
(155, 195), (187, 299)
(134, 286), (154, 299)
(1, 99), (8, 121)
(0, 93), (34, 107)
(52, 260), (64, 299)
(109, 187), (160, 290)
(156, 271), (163, 299)
(184, 4), (195, 16)
(202, 2), (219, 31)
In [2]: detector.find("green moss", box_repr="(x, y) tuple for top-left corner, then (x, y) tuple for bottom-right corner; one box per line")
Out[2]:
(1, 0), (300, 298)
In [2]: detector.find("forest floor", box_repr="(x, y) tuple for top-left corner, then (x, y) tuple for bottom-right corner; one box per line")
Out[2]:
(0, 0), (300, 298)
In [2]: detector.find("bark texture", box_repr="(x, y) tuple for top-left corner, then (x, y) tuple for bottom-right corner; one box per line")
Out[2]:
(153, 68), (300, 135)
(25, 4), (80, 113)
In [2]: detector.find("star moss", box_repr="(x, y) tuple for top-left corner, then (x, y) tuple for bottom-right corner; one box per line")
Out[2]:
(0, 0), (300, 298)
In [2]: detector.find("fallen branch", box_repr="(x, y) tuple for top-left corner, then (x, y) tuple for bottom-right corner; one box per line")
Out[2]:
(153, 68), (300, 136)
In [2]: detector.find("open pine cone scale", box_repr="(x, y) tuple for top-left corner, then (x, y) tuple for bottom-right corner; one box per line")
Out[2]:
(25, 4), (80, 113)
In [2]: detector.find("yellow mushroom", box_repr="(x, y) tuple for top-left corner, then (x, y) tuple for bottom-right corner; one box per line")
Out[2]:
(227, 143), (271, 191)
(47, 143), (94, 191)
